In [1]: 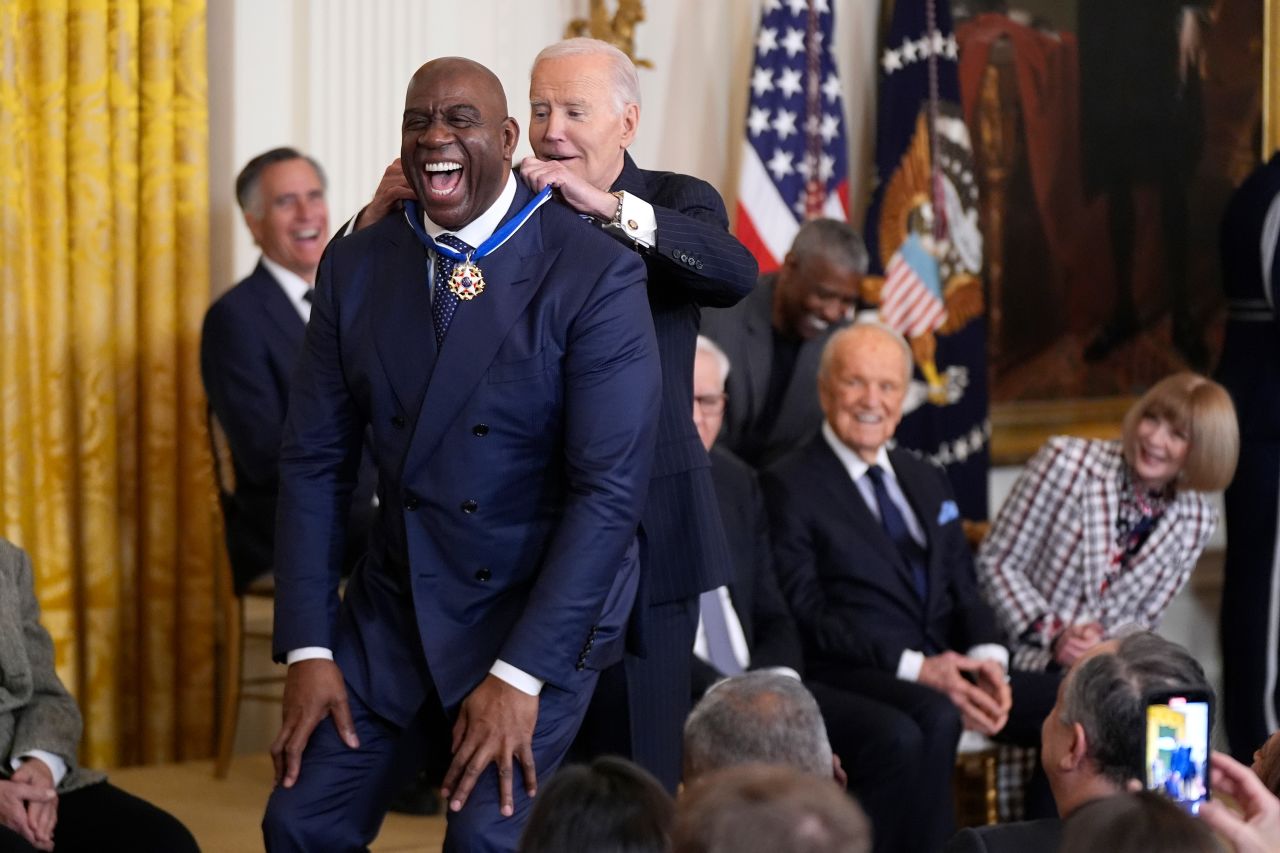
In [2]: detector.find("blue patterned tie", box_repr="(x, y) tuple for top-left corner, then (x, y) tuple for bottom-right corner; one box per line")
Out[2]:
(432, 234), (472, 348)
(700, 589), (745, 676)
(866, 465), (929, 602)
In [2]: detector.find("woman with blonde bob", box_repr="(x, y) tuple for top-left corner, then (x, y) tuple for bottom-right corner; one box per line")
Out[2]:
(978, 372), (1239, 673)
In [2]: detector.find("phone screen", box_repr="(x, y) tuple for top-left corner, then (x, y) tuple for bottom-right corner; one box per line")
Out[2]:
(1145, 692), (1211, 814)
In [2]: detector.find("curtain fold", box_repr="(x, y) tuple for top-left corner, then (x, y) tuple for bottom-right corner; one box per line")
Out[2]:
(0, 0), (214, 768)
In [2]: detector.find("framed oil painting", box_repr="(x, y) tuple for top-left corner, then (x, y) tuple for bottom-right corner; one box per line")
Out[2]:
(949, 0), (1268, 462)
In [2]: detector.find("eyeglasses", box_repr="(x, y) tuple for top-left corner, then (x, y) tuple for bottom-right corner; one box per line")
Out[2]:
(694, 393), (728, 415)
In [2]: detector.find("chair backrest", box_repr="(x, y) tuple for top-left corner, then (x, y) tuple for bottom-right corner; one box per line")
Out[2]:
(206, 405), (237, 498)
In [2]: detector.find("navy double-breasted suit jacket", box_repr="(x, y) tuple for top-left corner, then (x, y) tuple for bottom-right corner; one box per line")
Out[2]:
(271, 182), (662, 725)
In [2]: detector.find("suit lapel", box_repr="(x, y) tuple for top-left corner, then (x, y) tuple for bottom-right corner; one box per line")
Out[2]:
(890, 449), (943, 607)
(252, 263), (307, 350)
(373, 221), (437, 418)
(742, 283), (774, 423)
(407, 184), (553, 465)
(610, 151), (649, 196)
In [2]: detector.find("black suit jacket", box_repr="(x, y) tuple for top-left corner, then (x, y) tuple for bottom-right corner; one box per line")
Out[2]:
(200, 261), (375, 593)
(609, 153), (759, 606)
(945, 819), (1062, 853)
(762, 435), (1001, 674)
(692, 447), (805, 695)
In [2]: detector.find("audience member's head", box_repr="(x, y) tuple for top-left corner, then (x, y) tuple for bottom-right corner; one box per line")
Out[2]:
(401, 57), (517, 231)
(1042, 632), (1211, 817)
(816, 322), (913, 464)
(773, 219), (867, 340)
(693, 336), (731, 451)
(528, 38), (640, 192)
(683, 671), (833, 783)
(1251, 729), (1280, 796)
(235, 147), (329, 283)
(1119, 372), (1238, 493)
(1058, 791), (1222, 853)
(519, 756), (673, 853)
(673, 764), (870, 853)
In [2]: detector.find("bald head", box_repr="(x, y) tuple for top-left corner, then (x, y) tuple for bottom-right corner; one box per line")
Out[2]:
(817, 322), (913, 462)
(401, 56), (518, 230)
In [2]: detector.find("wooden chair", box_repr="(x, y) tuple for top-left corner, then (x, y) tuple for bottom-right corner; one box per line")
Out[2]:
(209, 408), (284, 778)
(952, 518), (999, 827)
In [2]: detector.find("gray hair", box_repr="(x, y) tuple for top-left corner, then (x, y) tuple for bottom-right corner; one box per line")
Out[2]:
(683, 672), (833, 782)
(235, 147), (326, 219)
(789, 218), (869, 275)
(1060, 632), (1210, 788)
(533, 37), (642, 114)
(696, 335), (732, 387)
(818, 318), (914, 385)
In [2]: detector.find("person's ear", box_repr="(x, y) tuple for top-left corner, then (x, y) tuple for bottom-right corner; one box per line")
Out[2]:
(619, 103), (640, 148)
(501, 117), (520, 161)
(1063, 722), (1090, 770)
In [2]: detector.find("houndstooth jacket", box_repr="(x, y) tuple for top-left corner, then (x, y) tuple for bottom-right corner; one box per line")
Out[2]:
(977, 437), (1217, 671)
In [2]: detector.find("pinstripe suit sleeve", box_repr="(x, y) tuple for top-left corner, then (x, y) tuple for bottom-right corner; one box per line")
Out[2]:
(976, 438), (1078, 641)
(647, 176), (758, 307)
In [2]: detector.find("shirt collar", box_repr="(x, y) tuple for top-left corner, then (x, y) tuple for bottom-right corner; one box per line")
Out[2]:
(419, 172), (516, 249)
(821, 420), (896, 483)
(259, 255), (313, 307)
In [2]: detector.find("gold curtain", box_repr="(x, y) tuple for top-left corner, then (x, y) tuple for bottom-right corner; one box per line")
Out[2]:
(0, 0), (215, 768)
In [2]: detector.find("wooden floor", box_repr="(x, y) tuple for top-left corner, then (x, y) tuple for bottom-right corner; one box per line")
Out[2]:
(110, 753), (445, 852)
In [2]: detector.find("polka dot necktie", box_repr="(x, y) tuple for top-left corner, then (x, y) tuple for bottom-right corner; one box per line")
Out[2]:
(432, 234), (473, 349)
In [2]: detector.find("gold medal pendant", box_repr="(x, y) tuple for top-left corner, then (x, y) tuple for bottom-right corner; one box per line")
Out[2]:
(449, 261), (485, 301)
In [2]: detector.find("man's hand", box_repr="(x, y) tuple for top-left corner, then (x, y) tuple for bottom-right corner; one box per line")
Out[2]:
(1177, 8), (1204, 85)
(353, 159), (416, 232)
(0, 779), (55, 852)
(1051, 621), (1104, 668)
(12, 759), (57, 850)
(918, 651), (1009, 736)
(441, 674), (539, 818)
(1199, 751), (1280, 853)
(270, 659), (359, 789)
(518, 156), (617, 221)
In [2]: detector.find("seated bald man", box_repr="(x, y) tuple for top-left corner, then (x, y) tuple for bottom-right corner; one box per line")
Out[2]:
(260, 56), (660, 852)
(761, 320), (1056, 851)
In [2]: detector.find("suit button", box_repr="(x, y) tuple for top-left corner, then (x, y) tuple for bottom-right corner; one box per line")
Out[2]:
(391, 415), (406, 429)
(696, 260), (704, 270)
(670, 248), (681, 260)
(474, 567), (492, 582)
(461, 500), (478, 514)
(472, 423), (489, 437)
(404, 495), (419, 511)
(679, 253), (690, 263)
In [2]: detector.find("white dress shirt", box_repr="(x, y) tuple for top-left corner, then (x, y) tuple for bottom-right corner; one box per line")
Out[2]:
(259, 254), (313, 324)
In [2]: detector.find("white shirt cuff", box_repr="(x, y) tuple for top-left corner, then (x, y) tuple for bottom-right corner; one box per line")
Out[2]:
(286, 647), (334, 665)
(615, 192), (656, 249)
(896, 649), (925, 682)
(13, 752), (67, 788)
(489, 660), (544, 696)
(966, 643), (1010, 671)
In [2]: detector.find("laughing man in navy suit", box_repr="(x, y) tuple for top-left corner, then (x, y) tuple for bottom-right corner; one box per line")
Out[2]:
(200, 148), (376, 594)
(260, 58), (661, 852)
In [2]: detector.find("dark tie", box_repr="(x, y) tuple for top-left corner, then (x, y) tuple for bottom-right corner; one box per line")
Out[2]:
(301, 289), (313, 303)
(432, 234), (472, 348)
(699, 589), (745, 676)
(865, 465), (929, 602)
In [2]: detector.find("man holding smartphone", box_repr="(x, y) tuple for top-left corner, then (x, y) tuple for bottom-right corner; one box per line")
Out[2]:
(947, 632), (1211, 852)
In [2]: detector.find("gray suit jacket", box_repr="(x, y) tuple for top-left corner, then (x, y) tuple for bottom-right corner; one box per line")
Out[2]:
(699, 274), (841, 468)
(946, 818), (1062, 853)
(0, 539), (103, 792)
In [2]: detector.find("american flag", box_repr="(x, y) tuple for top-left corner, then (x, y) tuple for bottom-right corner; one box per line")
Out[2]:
(881, 233), (948, 337)
(735, 0), (849, 274)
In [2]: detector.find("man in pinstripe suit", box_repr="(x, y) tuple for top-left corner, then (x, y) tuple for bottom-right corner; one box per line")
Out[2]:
(518, 37), (758, 791)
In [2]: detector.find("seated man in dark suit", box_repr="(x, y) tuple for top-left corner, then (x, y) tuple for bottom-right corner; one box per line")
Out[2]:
(947, 631), (1211, 852)
(691, 336), (920, 853)
(763, 321), (1054, 850)
(701, 218), (865, 468)
(200, 147), (376, 594)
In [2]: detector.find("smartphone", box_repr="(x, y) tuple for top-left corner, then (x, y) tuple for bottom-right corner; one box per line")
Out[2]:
(1144, 688), (1213, 814)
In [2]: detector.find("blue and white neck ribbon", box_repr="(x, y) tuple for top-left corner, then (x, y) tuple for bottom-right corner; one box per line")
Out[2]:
(404, 185), (553, 265)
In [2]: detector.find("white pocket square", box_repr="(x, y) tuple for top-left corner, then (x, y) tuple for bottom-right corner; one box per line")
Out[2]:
(937, 500), (959, 525)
